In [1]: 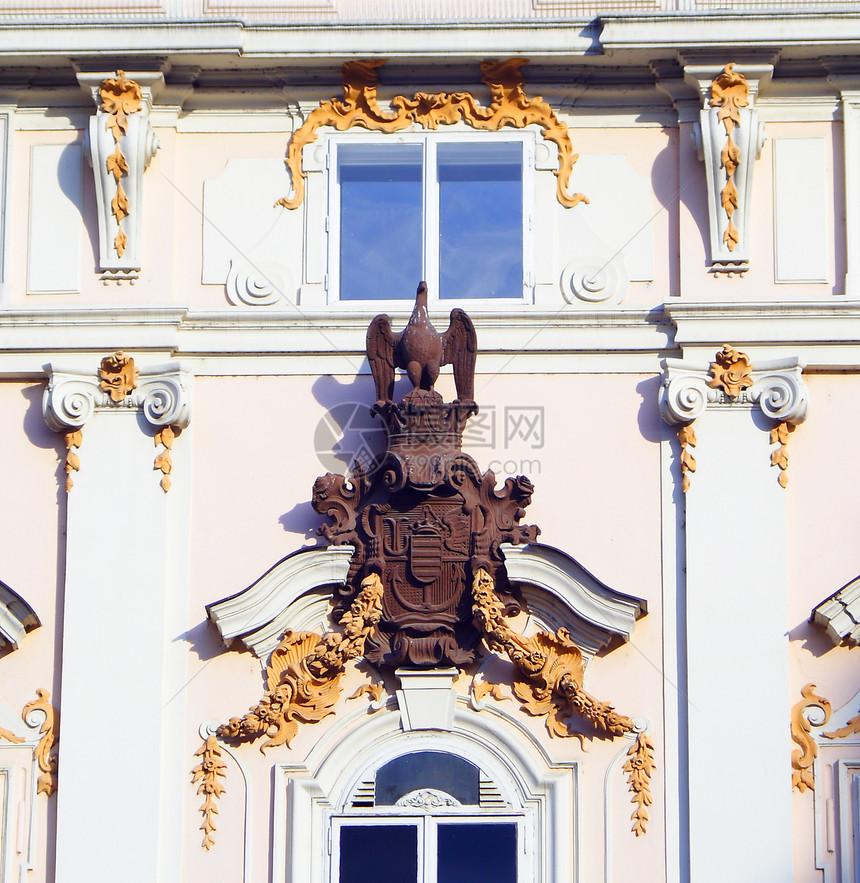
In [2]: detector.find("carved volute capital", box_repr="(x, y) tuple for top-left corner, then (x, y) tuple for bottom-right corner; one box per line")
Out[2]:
(661, 350), (808, 489)
(42, 358), (191, 492)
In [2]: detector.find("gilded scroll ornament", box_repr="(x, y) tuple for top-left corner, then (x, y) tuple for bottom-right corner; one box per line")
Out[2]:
(191, 735), (227, 850)
(63, 429), (82, 492)
(99, 72), (142, 258)
(823, 712), (860, 740)
(217, 572), (383, 752)
(791, 684), (832, 792)
(709, 64), (749, 253)
(22, 689), (59, 796)
(471, 567), (654, 834)
(708, 345), (753, 398)
(677, 423), (697, 493)
(770, 421), (795, 488)
(98, 351), (138, 402)
(277, 59), (587, 212)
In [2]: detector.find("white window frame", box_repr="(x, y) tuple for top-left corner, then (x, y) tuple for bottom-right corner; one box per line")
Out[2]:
(330, 812), (526, 883)
(325, 130), (536, 309)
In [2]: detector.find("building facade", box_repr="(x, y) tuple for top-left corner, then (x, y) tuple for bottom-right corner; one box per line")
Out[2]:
(1, 3), (860, 881)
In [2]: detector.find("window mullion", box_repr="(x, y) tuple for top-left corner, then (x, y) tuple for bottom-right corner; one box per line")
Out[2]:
(423, 816), (437, 883)
(424, 138), (439, 303)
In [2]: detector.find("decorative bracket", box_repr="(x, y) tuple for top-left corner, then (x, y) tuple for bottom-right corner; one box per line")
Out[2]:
(660, 347), (808, 489)
(42, 355), (192, 492)
(686, 63), (771, 274)
(80, 70), (160, 282)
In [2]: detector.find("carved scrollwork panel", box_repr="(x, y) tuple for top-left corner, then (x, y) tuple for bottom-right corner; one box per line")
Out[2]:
(277, 59), (587, 212)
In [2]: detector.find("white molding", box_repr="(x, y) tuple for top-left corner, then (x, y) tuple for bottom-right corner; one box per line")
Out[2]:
(206, 545), (355, 658)
(500, 542), (646, 656)
(273, 699), (578, 883)
(812, 575), (860, 646)
(42, 360), (192, 433)
(0, 580), (39, 652)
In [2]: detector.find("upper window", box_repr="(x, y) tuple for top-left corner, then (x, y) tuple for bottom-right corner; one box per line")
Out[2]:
(332, 750), (524, 883)
(328, 134), (534, 303)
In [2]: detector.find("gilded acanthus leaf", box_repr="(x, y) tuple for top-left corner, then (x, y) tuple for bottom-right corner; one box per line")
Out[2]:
(709, 63), (749, 134)
(191, 735), (227, 850)
(99, 70), (142, 142)
(791, 684), (832, 792)
(113, 226), (128, 257)
(823, 711), (860, 741)
(218, 572), (384, 752)
(63, 429), (82, 492)
(98, 351), (138, 402)
(106, 145), (129, 182)
(348, 682), (385, 705)
(111, 182), (130, 222)
(473, 679), (508, 704)
(277, 58), (586, 211)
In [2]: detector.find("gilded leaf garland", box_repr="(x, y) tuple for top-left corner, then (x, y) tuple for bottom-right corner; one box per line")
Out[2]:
(277, 59), (587, 212)
(677, 423), (697, 493)
(99, 71), (143, 257)
(471, 567), (654, 834)
(709, 64), (749, 253)
(191, 735), (227, 850)
(217, 572), (384, 752)
(63, 428), (82, 492)
(770, 421), (795, 488)
(154, 425), (175, 492)
(791, 684), (832, 792)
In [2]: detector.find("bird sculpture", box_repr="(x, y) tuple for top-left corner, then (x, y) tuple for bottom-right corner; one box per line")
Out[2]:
(366, 282), (477, 405)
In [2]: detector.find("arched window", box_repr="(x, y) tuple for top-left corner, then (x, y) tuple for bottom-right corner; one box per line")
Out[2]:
(333, 750), (522, 883)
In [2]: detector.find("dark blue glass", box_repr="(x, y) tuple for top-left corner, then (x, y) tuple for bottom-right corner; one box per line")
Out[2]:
(375, 751), (480, 806)
(438, 143), (523, 300)
(339, 145), (422, 300)
(339, 824), (418, 883)
(437, 822), (517, 883)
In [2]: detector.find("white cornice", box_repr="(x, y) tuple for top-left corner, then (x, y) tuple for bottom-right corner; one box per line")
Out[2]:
(3, 302), (860, 376)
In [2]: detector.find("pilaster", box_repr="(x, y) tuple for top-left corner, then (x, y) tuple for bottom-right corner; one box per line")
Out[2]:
(660, 348), (807, 883)
(42, 356), (192, 883)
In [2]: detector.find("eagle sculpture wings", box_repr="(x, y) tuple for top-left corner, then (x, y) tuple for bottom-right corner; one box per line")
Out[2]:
(366, 282), (477, 404)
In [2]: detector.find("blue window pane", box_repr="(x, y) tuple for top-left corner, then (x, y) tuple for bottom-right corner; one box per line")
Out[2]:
(438, 143), (523, 300)
(339, 145), (422, 300)
(339, 825), (418, 883)
(437, 823), (517, 883)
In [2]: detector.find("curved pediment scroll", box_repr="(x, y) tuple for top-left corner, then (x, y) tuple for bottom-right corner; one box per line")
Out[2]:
(276, 58), (588, 212)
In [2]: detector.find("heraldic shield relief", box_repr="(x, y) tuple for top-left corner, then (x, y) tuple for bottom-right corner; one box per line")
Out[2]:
(313, 280), (539, 668)
(202, 281), (653, 849)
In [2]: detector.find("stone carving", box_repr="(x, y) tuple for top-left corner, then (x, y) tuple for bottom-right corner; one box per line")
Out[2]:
(277, 59), (587, 211)
(471, 567), (654, 835)
(395, 788), (461, 809)
(87, 70), (160, 280)
(790, 684), (833, 792)
(225, 258), (292, 307)
(708, 65), (749, 254)
(216, 572), (383, 752)
(689, 62), (769, 272)
(708, 345), (753, 398)
(367, 282), (476, 404)
(191, 735), (227, 850)
(98, 351), (138, 402)
(43, 361), (192, 492)
(661, 354), (808, 491)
